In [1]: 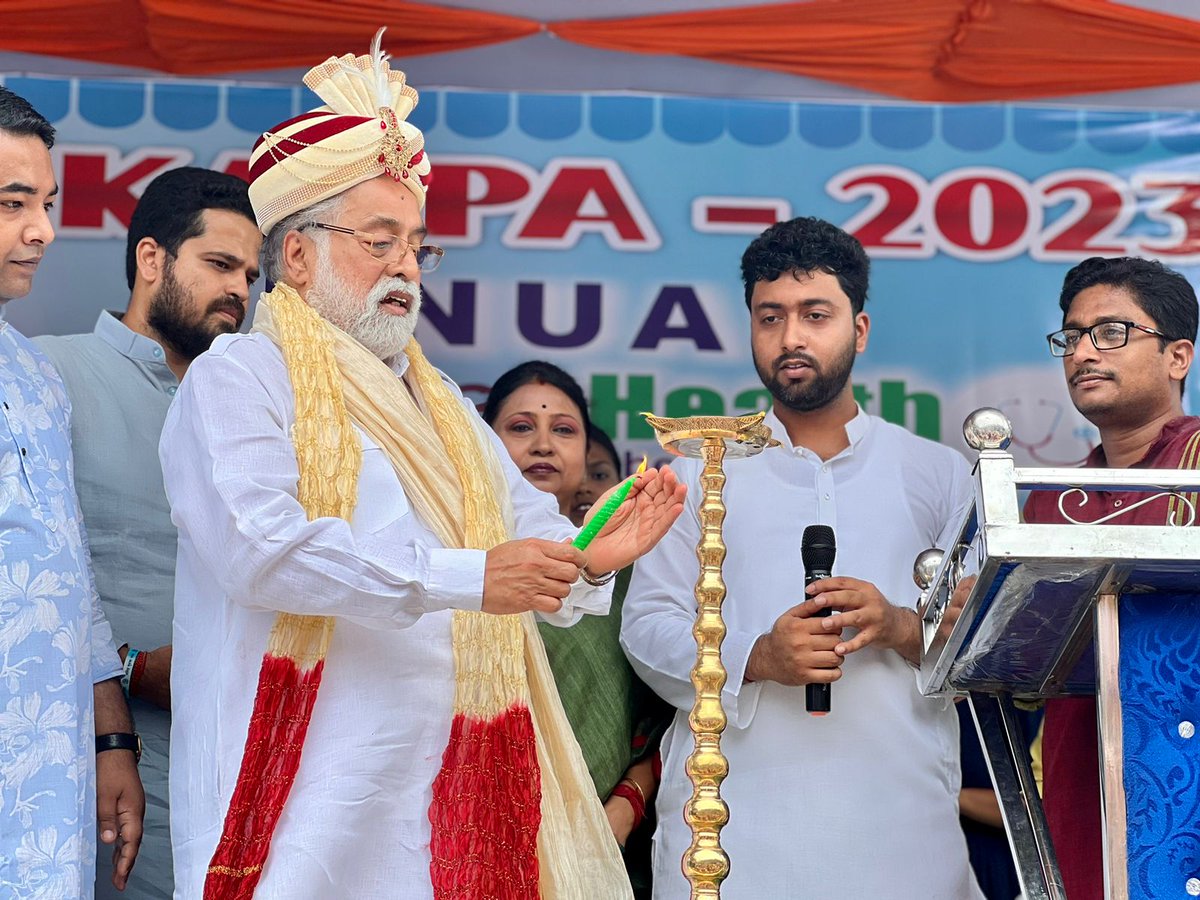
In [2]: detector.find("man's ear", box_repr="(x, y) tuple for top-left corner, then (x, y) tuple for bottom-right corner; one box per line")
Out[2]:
(1169, 338), (1194, 388)
(135, 237), (165, 288)
(855, 311), (871, 354)
(282, 230), (314, 292)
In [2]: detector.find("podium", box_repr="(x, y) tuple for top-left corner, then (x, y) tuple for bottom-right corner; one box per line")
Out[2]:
(915, 409), (1200, 900)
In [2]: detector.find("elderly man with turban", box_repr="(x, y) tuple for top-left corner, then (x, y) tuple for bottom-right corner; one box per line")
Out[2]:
(161, 32), (685, 900)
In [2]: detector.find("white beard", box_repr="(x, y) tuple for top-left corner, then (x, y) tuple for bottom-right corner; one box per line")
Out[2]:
(308, 242), (423, 363)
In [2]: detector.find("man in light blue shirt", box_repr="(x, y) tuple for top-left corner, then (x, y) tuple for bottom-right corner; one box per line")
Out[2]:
(36, 166), (260, 899)
(0, 86), (143, 898)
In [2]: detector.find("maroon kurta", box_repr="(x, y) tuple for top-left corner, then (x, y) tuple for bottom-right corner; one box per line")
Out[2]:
(1022, 415), (1200, 900)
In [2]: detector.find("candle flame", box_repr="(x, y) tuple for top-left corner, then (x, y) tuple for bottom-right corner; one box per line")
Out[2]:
(635, 456), (648, 475)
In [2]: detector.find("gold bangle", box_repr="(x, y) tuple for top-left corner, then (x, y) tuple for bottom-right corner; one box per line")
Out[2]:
(580, 567), (617, 587)
(618, 777), (645, 806)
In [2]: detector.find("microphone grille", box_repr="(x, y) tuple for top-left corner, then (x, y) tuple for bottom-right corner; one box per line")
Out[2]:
(801, 524), (836, 571)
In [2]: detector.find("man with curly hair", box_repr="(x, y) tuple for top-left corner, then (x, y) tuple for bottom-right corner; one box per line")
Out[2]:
(622, 217), (982, 898)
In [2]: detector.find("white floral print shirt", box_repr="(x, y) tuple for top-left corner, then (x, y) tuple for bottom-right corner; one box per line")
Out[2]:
(0, 320), (121, 899)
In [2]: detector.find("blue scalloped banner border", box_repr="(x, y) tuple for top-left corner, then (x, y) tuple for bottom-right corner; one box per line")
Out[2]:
(4, 74), (1200, 155)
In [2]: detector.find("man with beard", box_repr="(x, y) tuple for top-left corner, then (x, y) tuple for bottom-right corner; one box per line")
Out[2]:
(160, 33), (685, 900)
(1023, 256), (1198, 900)
(35, 166), (260, 899)
(621, 217), (983, 898)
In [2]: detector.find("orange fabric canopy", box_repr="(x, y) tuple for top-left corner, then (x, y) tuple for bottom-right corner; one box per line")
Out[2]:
(552, 0), (1200, 102)
(0, 0), (539, 74)
(2, 0), (1199, 102)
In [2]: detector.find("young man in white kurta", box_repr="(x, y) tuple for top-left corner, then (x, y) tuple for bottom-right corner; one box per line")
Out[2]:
(621, 217), (984, 899)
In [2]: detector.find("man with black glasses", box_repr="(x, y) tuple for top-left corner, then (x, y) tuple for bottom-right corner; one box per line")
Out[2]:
(1026, 255), (1198, 900)
(160, 34), (683, 899)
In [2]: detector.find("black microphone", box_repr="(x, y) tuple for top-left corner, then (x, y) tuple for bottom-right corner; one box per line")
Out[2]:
(802, 524), (836, 716)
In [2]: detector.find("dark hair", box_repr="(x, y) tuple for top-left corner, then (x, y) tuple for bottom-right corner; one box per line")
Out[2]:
(740, 216), (870, 313)
(126, 166), (255, 289)
(483, 360), (591, 436)
(587, 423), (620, 475)
(0, 86), (55, 149)
(1060, 256), (1198, 344)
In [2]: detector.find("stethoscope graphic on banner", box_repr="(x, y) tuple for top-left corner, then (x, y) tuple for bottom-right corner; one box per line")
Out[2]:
(996, 397), (1092, 466)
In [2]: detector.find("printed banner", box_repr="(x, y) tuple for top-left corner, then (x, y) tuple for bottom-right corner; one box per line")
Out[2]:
(7, 73), (1200, 469)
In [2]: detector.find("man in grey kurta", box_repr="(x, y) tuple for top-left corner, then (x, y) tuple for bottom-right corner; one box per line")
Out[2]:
(35, 166), (261, 898)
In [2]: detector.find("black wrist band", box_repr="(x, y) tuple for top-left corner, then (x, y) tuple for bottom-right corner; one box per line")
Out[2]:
(96, 732), (141, 763)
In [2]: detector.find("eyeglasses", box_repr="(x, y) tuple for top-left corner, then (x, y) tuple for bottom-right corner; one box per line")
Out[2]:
(307, 222), (444, 272)
(1047, 320), (1175, 357)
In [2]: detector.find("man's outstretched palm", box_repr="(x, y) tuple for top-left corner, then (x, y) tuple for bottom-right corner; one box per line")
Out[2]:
(584, 466), (687, 574)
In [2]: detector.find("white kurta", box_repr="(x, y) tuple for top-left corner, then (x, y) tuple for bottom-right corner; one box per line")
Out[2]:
(161, 333), (610, 900)
(621, 409), (985, 900)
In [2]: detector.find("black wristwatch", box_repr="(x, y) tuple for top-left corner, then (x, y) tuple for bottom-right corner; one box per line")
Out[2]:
(96, 732), (142, 763)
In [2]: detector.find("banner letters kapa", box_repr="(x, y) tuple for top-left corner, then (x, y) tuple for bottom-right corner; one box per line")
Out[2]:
(9, 75), (1200, 467)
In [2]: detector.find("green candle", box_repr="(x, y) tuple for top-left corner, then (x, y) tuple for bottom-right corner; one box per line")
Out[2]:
(573, 457), (647, 551)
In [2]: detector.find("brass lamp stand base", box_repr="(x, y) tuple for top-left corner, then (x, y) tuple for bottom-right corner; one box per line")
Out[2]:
(643, 413), (777, 900)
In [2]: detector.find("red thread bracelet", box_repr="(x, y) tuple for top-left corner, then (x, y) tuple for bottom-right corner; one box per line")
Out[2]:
(130, 647), (149, 697)
(611, 779), (646, 832)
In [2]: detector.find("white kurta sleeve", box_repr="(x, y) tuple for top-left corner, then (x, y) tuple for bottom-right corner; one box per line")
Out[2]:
(620, 458), (763, 728)
(935, 451), (977, 552)
(161, 341), (486, 627)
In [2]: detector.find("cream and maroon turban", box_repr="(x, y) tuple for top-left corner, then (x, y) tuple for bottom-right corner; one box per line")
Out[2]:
(247, 29), (432, 235)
